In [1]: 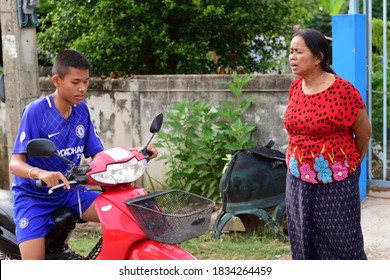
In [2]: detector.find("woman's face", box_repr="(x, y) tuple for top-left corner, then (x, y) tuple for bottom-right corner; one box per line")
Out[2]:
(289, 35), (322, 76)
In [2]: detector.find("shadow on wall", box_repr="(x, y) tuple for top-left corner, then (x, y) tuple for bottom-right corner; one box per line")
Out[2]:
(0, 157), (8, 189)
(0, 124), (8, 188)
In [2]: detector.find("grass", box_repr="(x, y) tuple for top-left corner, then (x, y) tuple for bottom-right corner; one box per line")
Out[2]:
(181, 234), (291, 260)
(69, 221), (292, 260)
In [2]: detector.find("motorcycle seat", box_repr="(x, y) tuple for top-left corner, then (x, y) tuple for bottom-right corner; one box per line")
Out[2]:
(0, 189), (15, 233)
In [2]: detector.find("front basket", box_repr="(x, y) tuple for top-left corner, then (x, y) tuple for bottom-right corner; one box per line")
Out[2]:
(125, 190), (215, 244)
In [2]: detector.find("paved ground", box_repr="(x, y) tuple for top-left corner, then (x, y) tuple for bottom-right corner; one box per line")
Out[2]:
(361, 190), (390, 260)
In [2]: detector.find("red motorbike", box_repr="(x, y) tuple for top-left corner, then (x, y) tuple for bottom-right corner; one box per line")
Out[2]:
(0, 113), (214, 260)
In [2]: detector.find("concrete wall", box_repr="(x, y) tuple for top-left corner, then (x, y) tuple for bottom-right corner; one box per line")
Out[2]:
(0, 101), (7, 188)
(0, 74), (295, 188)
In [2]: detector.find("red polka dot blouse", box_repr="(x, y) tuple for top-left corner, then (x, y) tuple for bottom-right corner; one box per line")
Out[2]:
(284, 75), (366, 184)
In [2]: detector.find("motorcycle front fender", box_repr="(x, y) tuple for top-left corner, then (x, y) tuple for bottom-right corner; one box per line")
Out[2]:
(128, 240), (196, 260)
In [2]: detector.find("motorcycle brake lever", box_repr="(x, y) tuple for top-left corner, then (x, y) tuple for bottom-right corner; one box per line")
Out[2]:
(47, 180), (78, 194)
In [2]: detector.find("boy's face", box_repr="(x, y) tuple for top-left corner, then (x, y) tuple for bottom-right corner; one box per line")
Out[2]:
(52, 66), (90, 105)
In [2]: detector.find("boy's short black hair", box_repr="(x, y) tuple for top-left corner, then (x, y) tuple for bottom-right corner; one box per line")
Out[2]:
(52, 49), (91, 79)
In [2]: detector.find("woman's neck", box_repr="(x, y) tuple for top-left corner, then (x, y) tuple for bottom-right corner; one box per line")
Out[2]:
(302, 71), (335, 95)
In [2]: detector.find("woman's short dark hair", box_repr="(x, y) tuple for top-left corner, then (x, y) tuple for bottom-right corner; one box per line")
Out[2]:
(52, 49), (91, 78)
(293, 28), (335, 74)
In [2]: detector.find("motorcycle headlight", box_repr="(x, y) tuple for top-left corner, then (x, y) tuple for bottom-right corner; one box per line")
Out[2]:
(90, 157), (147, 184)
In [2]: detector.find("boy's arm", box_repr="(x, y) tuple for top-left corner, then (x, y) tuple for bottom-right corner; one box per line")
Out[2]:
(9, 154), (71, 188)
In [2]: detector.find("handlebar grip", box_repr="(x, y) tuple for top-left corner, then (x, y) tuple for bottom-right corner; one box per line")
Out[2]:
(36, 180), (46, 187)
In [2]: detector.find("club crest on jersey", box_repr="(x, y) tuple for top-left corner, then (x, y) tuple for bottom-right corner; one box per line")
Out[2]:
(76, 125), (85, 139)
(19, 218), (29, 229)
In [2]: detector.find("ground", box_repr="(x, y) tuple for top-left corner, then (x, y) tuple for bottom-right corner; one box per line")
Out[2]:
(361, 189), (390, 260)
(71, 190), (390, 260)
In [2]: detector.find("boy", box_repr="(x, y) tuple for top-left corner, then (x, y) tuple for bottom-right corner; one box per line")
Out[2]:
(9, 49), (157, 259)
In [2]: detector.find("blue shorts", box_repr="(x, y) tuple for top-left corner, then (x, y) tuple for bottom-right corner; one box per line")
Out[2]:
(13, 188), (100, 244)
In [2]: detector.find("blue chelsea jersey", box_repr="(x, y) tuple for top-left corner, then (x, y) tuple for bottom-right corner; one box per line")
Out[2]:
(12, 94), (104, 197)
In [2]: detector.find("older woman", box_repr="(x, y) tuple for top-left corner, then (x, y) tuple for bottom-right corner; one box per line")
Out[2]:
(284, 28), (372, 259)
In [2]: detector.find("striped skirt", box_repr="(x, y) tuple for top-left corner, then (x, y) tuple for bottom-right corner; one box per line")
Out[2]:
(285, 168), (367, 260)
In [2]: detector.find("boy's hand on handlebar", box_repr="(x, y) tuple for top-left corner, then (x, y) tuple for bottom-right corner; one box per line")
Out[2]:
(129, 145), (159, 159)
(38, 170), (71, 189)
(145, 145), (158, 159)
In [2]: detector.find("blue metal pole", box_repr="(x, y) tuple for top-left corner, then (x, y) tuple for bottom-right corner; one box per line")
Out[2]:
(332, 14), (368, 201)
(365, 0), (373, 182)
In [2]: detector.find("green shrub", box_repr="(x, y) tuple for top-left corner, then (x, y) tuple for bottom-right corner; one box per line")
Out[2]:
(370, 18), (390, 146)
(155, 73), (257, 202)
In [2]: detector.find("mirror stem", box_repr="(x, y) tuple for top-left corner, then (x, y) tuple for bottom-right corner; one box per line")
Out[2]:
(140, 132), (156, 155)
(54, 154), (75, 166)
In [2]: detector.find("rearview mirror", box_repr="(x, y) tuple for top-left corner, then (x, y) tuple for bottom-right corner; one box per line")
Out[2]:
(26, 138), (57, 157)
(149, 113), (163, 133)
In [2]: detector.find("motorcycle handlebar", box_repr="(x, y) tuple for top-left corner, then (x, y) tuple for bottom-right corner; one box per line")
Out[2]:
(36, 179), (79, 194)
(36, 179), (46, 188)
